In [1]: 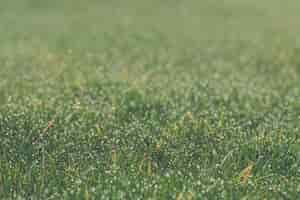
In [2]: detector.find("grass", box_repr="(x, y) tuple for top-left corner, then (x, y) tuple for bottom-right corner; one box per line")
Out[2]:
(1, 0), (300, 199)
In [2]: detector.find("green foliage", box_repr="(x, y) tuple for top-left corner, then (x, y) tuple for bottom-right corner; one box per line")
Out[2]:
(1, 0), (300, 199)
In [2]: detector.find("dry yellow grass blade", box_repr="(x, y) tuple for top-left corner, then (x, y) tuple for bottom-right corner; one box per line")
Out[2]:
(111, 145), (117, 165)
(139, 153), (153, 176)
(147, 159), (152, 176)
(240, 162), (254, 186)
(176, 192), (193, 200)
(176, 192), (184, 200)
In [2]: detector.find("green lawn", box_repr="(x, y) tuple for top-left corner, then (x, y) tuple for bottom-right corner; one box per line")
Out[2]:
(1, 0), (300, 199)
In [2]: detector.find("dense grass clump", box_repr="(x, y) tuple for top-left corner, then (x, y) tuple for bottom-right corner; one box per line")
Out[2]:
(1, 0), (300, 199)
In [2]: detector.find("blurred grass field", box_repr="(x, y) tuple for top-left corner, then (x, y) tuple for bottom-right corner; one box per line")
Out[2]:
(1, 0), (300, 199)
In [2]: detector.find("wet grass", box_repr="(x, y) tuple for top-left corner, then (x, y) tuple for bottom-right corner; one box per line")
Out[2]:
(1, 0), (300, 199)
